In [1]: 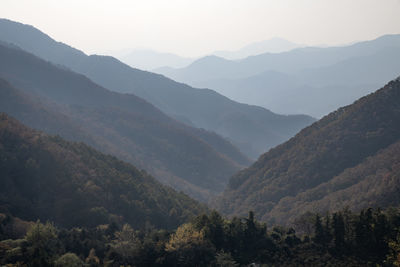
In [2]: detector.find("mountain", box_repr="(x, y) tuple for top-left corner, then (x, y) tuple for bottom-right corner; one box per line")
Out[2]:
(0, 18), (315, 159)
(215, 78), (400, 224)
(161, 34), (400, 82)
(213, 37), (302, 60)
(0, 113), (207, 229)
(117, 49), (194, 70)
(196, 46), (400, 116)
(157, 35), (400, 117)
(0, 42), (250, 202)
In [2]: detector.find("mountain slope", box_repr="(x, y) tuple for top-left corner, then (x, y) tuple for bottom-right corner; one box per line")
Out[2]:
(0, 18), (315, 158)
(0, 113), (206, 229)
(267, 139), (400, 224)
(216, 78), (400, 224)
(0, 42), (249, 201)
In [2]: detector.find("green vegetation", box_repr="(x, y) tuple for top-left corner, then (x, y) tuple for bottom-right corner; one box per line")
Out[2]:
(217, 79), (400, 224)
(0, 113), (206, 229)
(1, 208), (400, 266)
(1, 19), (400, 265)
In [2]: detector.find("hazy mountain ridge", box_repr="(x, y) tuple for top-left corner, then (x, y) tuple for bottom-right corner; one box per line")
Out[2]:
(0, 42), (249, 201)
(215, 78), (400, 224)
(118, 49), (194, 70)
(0, 18), (315, 158)
(0, 113), (207, 229)
(158, 34), (400, 117)
(117, 38), (300, 71)
(213, 37), (302, 60)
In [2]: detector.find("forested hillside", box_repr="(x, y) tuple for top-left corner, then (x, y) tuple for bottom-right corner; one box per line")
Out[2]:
(0, 113), (206, 229)
(216, 78), (400, 224)
(0, 42), (249, 202)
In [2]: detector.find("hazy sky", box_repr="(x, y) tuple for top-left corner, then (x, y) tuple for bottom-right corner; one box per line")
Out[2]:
(1, 0), (400, 57)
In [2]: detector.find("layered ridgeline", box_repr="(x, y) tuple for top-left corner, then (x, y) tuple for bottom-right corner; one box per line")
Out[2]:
(118, 49), (195, 70)
(0, 42), (250, 202)
(0, 19), (314, 158)
(157, 35), (400, 117)
(0, 113), (206, 229)
(216, 78), (400, 224)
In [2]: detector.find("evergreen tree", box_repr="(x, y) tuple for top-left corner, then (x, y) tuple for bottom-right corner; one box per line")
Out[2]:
(332, 213), (345, 251)
(314, 214), (324, 244)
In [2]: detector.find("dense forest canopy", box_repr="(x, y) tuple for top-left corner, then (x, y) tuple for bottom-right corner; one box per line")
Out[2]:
(1, 208), (400, 266)
(0, 113), (206, 230)
(216, 79), (400, 224)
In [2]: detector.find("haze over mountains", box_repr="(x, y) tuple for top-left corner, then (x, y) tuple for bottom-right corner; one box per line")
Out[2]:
(216, 78), (400, 224)
(0, 41), (249, 202)
(116, 38), (301, 71)
(157, 35), (400, 117)
(1, 18), (398, 217)
(1, 12), (400, 265)
(0, 18), (314, 159)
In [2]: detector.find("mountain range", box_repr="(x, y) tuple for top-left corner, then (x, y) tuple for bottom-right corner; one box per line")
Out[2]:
(0, 42), (248, 202)
(215, 78), (400, 224)
(157, 35), (400, 117)
(1, 17), (399, 231)
(0, 18), (315, 159)
(116, 38), (301, 71)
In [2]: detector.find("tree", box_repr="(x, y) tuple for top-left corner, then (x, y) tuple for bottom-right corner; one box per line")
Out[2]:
(54, 253), (83, 267)
(386, 232), (400, 266)
(324, 213), (332, 244)
(355, 209), (374, 256)
(165, 223), (214, 265)
(111, 223), (139, 259)
(215, 251), (239, 266)
(25, 221), (58, 267)
(332, 213), (345, 251)
(313, 214), (324, 244)
(207, 211), (225, 250)
(85, 248), (100, 266)
(293, 212), (316, 237)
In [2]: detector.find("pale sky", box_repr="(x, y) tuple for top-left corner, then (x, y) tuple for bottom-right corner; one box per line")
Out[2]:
(1, 0), (400, 57)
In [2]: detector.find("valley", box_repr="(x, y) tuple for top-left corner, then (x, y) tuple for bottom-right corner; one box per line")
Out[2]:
(0, 4), (399, 265)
